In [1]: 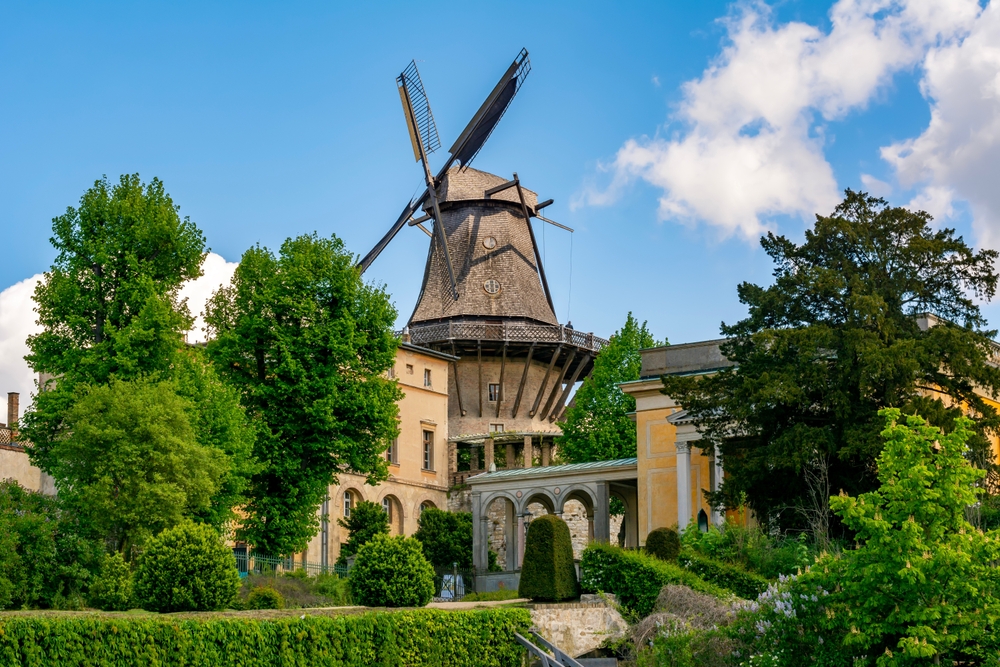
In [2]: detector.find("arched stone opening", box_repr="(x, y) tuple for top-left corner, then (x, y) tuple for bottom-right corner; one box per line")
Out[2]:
(379, 493), (404, 535)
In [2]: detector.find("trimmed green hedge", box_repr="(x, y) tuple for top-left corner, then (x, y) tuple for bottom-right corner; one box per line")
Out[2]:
(645, 527), (681, 562)
(580, 543), (729, 617)
(0, 608), (530, 666)
(518, 515), (579, 602)
(678, 551), (769, 600)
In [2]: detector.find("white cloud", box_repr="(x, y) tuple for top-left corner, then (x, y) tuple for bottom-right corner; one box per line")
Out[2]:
(578, 0), (981, 239)
(860, 173), (893, 197)
(0, 275), (43, 417)
(179, 252), (238, 343)
(0, 253), (237, 412)
(882, 2), (1000, 247)
(906, 185), (956, 223)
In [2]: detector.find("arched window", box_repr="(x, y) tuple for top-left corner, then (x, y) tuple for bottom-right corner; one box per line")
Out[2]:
(343, 490), (354, 518)
(382, 497), (393, 523)
(419, 501), (435, 515)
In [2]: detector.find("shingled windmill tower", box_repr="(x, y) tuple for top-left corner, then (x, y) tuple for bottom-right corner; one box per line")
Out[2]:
(359, 50), (606, 496)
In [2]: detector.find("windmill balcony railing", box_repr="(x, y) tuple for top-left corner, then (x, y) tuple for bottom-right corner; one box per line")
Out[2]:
(401, 321), (608, 352)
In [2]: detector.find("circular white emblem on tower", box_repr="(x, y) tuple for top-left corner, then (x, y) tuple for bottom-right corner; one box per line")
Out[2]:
(482, 236), (497, 249)
(483, 279), (501, 295)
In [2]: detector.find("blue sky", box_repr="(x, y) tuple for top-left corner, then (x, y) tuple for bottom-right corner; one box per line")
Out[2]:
(3, 0), (1000, 404)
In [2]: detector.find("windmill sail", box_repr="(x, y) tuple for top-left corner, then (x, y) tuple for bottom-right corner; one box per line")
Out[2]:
(397, 61), (441, 161)
(449, 48), (530, 168)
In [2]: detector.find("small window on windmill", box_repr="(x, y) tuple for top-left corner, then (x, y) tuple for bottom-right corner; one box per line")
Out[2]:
(483, 279), (501, 295)
(488, 383), (500, 402)
(482, 236), (497, 249)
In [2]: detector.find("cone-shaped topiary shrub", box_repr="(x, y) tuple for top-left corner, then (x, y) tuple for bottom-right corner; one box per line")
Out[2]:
(645, 527), (681, 562)
(518, 514), (579, 601)
(350, 534), (435, 607)
(133, 522), (240, 612)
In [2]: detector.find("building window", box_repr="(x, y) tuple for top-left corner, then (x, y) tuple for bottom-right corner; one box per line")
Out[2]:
(488, 383), (500, 401)
(489, 423), (504, 434)
(386, 438), (398, 464)
(420, 501), (434, 515)
(424, 368), (432, 387)
(387, 366), (396, 379)
(406, 364), (414, 375)
(422, 430), (434, 471)
(382, 497), (393, 522)
(343, 491), (353, 518)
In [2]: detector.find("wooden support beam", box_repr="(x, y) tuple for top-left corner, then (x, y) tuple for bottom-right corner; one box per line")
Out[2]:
(451, 341), (466, 416)
(484, 179), (518, 197)
(530, 345), (562, 418)
(477, 342), (483, 418)
(540, 348), (577, 421)
(496, 344), (507, 418)
(550, 352), (591, 422)
(511, 342), (535, 418)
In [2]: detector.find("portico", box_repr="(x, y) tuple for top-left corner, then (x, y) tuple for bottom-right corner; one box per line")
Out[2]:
(466, 458), (639, 573)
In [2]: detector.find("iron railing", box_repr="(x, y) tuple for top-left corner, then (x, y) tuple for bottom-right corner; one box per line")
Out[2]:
(403, 321), (608, 353)
(233, 550), (349, 579)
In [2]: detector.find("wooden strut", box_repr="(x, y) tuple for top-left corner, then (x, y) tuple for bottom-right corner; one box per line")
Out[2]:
(530, 345), (562, 418)
(496, 344), (507, 419)
(513, 173), (557, 317)
(511, 342), (535, 418)
(540, 348), (577, 421)
(477, 341), (483, 418)
(451, 341), (465, 416)
(550, 352), (591, 422)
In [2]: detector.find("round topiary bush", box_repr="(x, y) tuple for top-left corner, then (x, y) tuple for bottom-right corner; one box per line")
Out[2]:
(88, 552), (133, 611)
(132, 522), (241, 612)
(518, 514), (579, 602)
(246, 585), (284, 609)
(349, 534), (435, 607)
(645, 527), (681, 562)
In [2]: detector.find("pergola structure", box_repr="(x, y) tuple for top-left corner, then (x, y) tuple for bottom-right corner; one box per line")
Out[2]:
(467, 458), (639, 573)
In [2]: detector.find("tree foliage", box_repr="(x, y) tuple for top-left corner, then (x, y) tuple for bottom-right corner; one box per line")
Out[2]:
(518, 514), (579, 602)
(0, 480), (102, 610)
(20, 175), (255, 545)
(824, 410), (1000, 661)
(413, 508), (473, 569)
(559, 313), (659, 463)
(337, 500), (389, 564)
(205, 234), (402, 555)
(662, 191), (1000, 530)
(47, 378), (228, 555)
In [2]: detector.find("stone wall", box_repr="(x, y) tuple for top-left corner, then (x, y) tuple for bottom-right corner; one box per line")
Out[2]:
(529, 597), (628, 659)
(485, 498), (626, 568)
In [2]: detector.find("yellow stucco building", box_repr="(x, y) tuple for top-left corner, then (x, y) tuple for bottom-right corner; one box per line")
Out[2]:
(301, 341), (454, 568)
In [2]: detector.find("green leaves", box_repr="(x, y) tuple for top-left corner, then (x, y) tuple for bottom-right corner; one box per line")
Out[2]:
(205, 233), (402, 555)
(414, 508), (474, 569)
(50, 378), (228, 555)
(664, 190), (1000, 531)
(559, 312), (660, 463)
(337, 500), (390, 563)
(349, 534), (436, 607)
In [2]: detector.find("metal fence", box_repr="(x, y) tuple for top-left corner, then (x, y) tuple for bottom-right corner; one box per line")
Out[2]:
(233, 550), (349, 579)
(433, 565), (478, 600)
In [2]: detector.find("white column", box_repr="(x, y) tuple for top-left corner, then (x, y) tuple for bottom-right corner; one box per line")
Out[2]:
(676, 442), (692, 530)
(712, 443), (725, 526)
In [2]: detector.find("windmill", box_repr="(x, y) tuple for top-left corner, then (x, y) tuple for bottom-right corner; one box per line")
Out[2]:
(359, 49), (608, 524)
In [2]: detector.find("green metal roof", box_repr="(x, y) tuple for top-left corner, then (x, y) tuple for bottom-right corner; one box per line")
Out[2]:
(467, 457), (638, 482)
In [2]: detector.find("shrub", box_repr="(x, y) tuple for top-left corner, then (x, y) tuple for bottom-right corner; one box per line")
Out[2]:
(132, 522), (240, 612)
(414, 508), (473, 568)
(88, 552), (133, 611)
(350, 534), (435, 607)
(518, 514), (579, 602)
(0, 608), (531, 666)
(580, 542), (728, 617)
(645, 527), (681, 562)
(314, 573), (352, 606)
(246, 586), (284, 609)
(337, 500), (389, 564)
(461, 589), (522, 602)
(0, 480), (102, 610)
(680, 521), (813, 579)
(677, 551), (768, 599)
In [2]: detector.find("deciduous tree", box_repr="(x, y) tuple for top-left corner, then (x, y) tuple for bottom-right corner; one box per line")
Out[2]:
(663, 191), (1000, 531)
(558, 313), (660, 463)
(205, 234), (402, 555)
